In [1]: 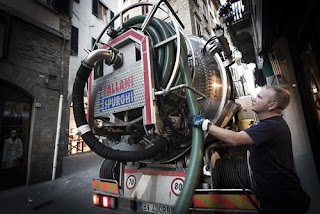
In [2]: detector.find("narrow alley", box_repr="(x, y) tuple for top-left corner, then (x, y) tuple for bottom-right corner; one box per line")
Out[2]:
(0, 152), (110, 214)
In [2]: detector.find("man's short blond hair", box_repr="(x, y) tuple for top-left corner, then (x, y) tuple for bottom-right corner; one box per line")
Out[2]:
(265, 86), (290, 110)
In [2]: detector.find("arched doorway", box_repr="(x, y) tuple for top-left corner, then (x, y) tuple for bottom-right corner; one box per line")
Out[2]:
(0, 79), (32, 191)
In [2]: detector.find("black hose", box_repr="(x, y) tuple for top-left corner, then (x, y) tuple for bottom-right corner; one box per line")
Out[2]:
(232, 159), (262, 213)
(72, 64), (169, 161)
(212, 157), (262, 213)
(234, 165), (262, 213)
(213, 158), (252, 189)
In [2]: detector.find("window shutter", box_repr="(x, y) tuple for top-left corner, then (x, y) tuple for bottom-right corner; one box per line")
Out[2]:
(71, 26), (79, 55)
(92, 37), (103, 79)
(54, 0), (71, 14)
(92, 0), (98, 17)
(110, 10), (114, 28)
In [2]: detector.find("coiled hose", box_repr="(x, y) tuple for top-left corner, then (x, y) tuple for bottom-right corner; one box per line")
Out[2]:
(213, 157), (262, 213)
(213, 157), (252, 189)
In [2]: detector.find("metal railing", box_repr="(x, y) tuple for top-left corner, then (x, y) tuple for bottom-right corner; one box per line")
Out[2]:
(219, 0), (250, 25)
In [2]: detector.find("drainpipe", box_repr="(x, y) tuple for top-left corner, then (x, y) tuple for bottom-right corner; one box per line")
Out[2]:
(52, 32), (66, 180)
(52, 94), (63, 180)
(26, 98), (36, 185)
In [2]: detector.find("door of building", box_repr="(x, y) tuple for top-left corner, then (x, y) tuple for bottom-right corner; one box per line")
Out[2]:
(0, 79), (32, 191)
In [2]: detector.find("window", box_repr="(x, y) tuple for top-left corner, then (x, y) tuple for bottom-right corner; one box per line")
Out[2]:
(210, 12), (214, 21)
(93, 0), (110, 24)
(195, 20), (201, 36)
(38, 0), (52, 4)
(98, 2), (108, 24)
(110, 11), (114, 28)
(194, 13), (202, 36)
(142, 5), (149, 15)
(0, 11), (9, 59)
(92, 38), (98, 50)
(70, 26), (79, 56)
(92, 0), (98, 16)
(203, 3), (208, 22)
(35, 0), (71, 14)
(0, 12), (6, 58)
(92, 38), (103, 80)
(124, 14), (130, 22)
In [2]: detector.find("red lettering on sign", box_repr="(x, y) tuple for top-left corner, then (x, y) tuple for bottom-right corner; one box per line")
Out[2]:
(104, 76), (134, 96)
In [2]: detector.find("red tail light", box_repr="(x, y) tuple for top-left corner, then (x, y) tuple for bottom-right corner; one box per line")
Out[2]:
(93, 194), (99, 205)
(93, 194), (116, 209)
(102, 196), (110, 208)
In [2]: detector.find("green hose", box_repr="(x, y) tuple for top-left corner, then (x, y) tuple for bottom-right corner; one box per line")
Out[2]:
(123, 15), (203, 214)
(172, 34), (203, 214)
(123, 16), (174, 85)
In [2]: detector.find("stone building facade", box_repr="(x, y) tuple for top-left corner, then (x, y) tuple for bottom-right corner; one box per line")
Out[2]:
(0, 0), (71, 190)
(67, 0), (118, 156)
(120, 0), (221, 39)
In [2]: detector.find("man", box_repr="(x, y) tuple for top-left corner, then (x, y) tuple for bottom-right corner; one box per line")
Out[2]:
(189, 86), (310, 214)
(2, 130), (23, 169)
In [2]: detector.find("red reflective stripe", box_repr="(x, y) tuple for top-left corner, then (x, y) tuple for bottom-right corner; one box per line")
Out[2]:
(208, 194), (238, 209)
(194, 194), (244, 209)
(239, 194), (254, 204)
(93, 180), (119, 194)
(238, 194), (258, 209)
(92, 180), (98, 189)
(193, 194), (259, 209)
(111, 184), (119, 194)
(101, 182), (109, 191)
(193, 195), (213, 207)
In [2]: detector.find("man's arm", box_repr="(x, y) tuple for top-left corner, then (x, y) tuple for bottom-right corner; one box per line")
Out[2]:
(207, 123), (253, 145)
(189, 114), (254, 145)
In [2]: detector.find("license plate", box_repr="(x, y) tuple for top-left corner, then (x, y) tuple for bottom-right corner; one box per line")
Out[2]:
(137, 202), (172, 214)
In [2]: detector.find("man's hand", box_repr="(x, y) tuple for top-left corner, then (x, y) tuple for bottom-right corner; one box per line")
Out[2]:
(189, 114), (212, 131)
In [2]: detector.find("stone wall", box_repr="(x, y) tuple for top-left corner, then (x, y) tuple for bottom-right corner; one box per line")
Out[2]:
(0, 13), (70, 184)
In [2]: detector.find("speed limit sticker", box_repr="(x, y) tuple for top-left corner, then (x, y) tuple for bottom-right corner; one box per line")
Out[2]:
(171, 178), (184, 196)
(126, 175), (136, 190)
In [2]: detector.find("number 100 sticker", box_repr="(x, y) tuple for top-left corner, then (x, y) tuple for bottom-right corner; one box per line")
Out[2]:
(171, 178), (184, 196)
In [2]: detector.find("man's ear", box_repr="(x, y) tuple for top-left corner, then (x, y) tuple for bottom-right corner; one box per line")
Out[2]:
(268, 102), (278, 111)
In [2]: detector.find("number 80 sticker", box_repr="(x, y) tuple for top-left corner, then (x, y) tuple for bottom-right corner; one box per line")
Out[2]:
(171, 178), (184, 196)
